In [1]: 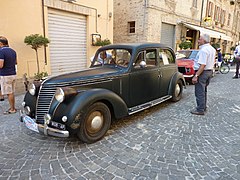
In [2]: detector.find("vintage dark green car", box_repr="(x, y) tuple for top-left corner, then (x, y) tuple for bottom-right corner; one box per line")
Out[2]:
(20, 43), (186, 143)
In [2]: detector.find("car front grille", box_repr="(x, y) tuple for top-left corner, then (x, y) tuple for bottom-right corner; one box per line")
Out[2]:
(36, 86), (56, 124)
(178, 67), (186, 73)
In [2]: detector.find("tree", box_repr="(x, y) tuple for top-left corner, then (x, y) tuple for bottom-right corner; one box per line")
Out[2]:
(24, 34), (50, 75)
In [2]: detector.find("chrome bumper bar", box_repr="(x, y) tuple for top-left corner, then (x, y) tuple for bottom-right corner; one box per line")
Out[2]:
(183, 74), (194, 78)
(19, 110), (69, 138)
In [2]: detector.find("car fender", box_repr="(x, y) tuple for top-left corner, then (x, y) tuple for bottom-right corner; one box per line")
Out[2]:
(168, 72), (186, 95)
(55, 88), (128, 129)
(23, 91), (37, 118)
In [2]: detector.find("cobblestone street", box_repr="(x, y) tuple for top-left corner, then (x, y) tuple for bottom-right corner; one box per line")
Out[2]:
(0, 68), (240, 180)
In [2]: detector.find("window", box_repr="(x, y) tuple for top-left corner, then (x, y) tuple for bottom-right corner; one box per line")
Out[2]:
(192, 0), (197, 8)
(128, 21), (135, 33)
(146, 49), (157, 66)
(159, 49), (175, 65)
(214, 5), (221, 22)
(227, 13), (231, 26)
(220, 10), (226, 25)
(92, 49), (131, 68)
(134, 49), (157, 68)
(206, 1), (213, 17)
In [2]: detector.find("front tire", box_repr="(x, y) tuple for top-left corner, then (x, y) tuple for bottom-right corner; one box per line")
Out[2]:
(220, 64), (230, 74)
(171, 80), (183, 102)
(77, 102), (111, 143)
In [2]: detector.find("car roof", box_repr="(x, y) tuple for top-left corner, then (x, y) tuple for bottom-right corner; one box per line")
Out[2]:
(98, 43), (172, 50)
(177, 49), (199, 52)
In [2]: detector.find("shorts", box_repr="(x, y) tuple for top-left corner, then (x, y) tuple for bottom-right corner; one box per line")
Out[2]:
(0, 75), (16, 95)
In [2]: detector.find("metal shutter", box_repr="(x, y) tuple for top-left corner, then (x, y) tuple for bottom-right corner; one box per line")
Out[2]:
(48, 12), (87, 76)
(161, 23), (175, 49)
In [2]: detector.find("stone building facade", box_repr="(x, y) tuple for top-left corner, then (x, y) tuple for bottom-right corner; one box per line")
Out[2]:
(113, 0), (240, 53)
(0, 0), (113, 94)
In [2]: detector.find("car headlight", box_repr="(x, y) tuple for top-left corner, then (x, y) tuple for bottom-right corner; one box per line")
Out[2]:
(24, 106), (31, 115)
(55, 88), (65, 103)
(28, 83), (36, 96)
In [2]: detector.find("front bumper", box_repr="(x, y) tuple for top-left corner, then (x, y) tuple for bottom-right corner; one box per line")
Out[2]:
(183, 74), (194, 78)
(19, 110), (69, 138)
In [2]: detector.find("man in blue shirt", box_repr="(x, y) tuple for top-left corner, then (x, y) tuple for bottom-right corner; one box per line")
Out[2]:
(0, 37), (17, 114)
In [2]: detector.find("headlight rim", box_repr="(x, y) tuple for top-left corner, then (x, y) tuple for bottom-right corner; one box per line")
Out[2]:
(28, 83), (36, 96)
(55, 87), (65, 103)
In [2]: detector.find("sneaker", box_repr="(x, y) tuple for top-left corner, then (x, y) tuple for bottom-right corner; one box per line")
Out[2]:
(232, 76), (239, 79)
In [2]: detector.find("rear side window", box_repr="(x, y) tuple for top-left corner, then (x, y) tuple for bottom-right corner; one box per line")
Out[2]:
(159, 49), (175, 65)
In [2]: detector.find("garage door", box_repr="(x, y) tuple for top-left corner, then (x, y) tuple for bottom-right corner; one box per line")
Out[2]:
(48, 11), (87, 76)
(161, 23), (175, 50)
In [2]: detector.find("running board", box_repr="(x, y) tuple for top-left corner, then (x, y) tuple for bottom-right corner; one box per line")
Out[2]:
(128, 95), (172, 115)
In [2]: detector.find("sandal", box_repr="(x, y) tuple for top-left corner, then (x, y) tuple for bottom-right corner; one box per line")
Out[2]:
(4, 109), (17, 114)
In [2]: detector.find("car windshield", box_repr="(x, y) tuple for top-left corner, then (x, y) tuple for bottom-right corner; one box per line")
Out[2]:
(176, 50), (199, 60)
(91, 48), (132, 68)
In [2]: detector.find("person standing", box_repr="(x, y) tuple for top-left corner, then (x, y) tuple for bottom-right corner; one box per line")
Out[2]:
(0, 37), (17, 114)
(233, 42), (240, 79)
(191, 34), (216, 115)
(216, 48), (223, 67)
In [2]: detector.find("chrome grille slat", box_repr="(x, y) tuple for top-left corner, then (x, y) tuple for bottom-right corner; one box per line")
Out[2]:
(36, 86), (56, 123)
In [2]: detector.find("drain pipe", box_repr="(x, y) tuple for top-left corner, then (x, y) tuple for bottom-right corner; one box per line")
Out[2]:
(200, 0), (204, 27)
(42, 0), (48, 65)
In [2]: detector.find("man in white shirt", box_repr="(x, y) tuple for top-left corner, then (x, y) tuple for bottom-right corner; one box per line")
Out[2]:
(191, 34), (216, 115)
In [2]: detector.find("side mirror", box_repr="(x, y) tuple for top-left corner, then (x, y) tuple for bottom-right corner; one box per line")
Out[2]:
(140, 61), (146, 68)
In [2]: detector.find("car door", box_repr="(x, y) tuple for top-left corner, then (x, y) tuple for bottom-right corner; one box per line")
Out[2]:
(129, 49), (160, 107)
(158, 48), (177, 97)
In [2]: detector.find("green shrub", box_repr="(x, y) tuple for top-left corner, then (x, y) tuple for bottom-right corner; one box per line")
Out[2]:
(95, 39), (111, 46)
(179, 41), (192, 49)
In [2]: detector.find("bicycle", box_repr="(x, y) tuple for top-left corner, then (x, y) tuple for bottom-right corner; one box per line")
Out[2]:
(215, 60), (230, 74)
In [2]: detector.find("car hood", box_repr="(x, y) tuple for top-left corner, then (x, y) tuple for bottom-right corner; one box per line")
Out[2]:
(43, 66), (124, 85)
(177, 59), (194, 67)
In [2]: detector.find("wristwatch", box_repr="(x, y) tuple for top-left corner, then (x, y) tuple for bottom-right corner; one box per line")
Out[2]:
(195, 74), (198, 78)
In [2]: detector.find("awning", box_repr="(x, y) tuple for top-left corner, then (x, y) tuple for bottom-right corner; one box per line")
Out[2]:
(183, 23), (232, 41)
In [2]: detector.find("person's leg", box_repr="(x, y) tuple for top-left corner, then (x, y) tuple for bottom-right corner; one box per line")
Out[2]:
(1, 75), (16, 113)
(7, 93), (15, 111)
(204, 71), (213, 111)
(236, 59), (240, 77)
(0, 78), (3, 101)
(195, 80), (205, 112)
(195, 71), (210, 112)
(234, 57), (240, 77)
(0, 90), (4, 101)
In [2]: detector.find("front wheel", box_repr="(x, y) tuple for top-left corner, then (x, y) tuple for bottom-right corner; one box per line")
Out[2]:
(171, 80), (183, 102)
(220, 64), (230, 74)
(77, 102), (111, 143)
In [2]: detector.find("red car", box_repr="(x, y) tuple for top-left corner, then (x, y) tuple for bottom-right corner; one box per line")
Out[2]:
(176, 49), (199, 83)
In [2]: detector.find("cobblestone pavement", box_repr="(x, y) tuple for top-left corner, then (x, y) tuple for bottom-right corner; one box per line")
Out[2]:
(0, 68), (240, 180)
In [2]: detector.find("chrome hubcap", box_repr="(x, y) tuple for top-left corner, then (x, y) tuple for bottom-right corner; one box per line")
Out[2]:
(175, 84), (180, 96)
(91, 115), (103, 130)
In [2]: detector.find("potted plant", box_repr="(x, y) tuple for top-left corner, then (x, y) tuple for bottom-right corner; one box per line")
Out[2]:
(34, 71), (48, 81)
(94, 38), (111, 46)
(179, 40), (192, 50)
(24, 34), (50, 80)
